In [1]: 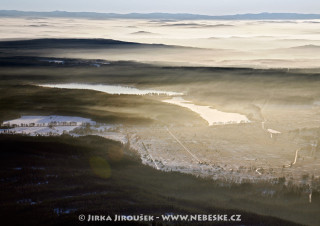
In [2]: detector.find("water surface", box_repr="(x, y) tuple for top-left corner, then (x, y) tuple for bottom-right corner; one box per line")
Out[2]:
(163, 97), (250, 126)
(40, 83), (182, 96)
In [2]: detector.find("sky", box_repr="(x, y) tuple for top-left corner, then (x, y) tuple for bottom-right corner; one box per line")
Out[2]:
(1, 0), (320, 15)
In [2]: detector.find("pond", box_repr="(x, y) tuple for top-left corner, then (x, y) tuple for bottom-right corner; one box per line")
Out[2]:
(163, 97), (250, 125)
(39, 83), (183, 96)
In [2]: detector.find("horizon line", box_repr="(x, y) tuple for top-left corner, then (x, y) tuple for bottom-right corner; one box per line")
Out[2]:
(1, 9), (320, 17)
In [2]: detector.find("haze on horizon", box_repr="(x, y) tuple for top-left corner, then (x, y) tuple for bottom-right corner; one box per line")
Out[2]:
(1, 0), (320, 15)
(1, 17), (320, 69)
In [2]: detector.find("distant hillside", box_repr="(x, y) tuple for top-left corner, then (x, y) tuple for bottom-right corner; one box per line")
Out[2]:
(0, 38), (169, 49)
(290, 44), (320, 49)
(1, 10), (320, 20)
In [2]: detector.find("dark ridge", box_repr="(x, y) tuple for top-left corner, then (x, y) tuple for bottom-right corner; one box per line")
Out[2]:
(0, 38), (143, 49)
(0, 38), (191, 50)
(0, 38), (197, 50)
(290, 44), (320, 49)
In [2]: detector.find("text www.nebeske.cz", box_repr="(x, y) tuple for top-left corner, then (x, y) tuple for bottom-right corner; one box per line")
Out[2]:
(80, 214), (241, 222)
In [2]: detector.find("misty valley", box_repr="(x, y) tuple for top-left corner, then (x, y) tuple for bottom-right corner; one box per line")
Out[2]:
(0, 15), (320, 226)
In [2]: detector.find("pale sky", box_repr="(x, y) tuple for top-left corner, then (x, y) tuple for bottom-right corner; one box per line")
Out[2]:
(1, 0), (320, 15)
